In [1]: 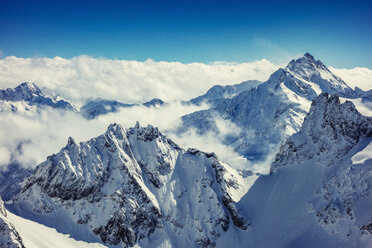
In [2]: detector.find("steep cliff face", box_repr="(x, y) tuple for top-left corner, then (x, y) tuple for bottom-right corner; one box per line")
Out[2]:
(13, 122), (249, 247)
(230, 94), (372, 248)
(272, 93), (372, 172)
(0, 197), (25, 248)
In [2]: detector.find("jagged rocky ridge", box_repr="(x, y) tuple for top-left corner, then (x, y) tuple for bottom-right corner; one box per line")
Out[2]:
(231, 93), (372, 248)
(12, 122), (249, 247)
(0, 197), (25, 248)
(272, 93), (372, 172)
(180, 53), (359, 168)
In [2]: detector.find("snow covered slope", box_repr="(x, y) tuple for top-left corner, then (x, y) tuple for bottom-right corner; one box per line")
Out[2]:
(225, 93), (372, 248)
(11, 122), (250, 247)
(181, 53), (358, 172)
(0, 82), (75, 112)
(188, 80), (261, 105)
(7, 211), (107, 248)
(0, 197), (25, 248)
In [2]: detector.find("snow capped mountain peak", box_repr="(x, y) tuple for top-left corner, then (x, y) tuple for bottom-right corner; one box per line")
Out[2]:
(127, 122), (161, 142)
(272, 93), (372, 172)
(0, 82), (76, 111)
(303, 52), (315, 60)
(16, 82), (43, 98)
(180, 53), (362, 174)
(12, 122), (250, 247)
(237, 92), (372, 248)
(0, 82), (44, 102)
(105, 122), (126, 137)
(285, 53), (354, 97)
(67, 136), (77, 146)
(286, 52), (319, 70)
(143, 98), (165, 107)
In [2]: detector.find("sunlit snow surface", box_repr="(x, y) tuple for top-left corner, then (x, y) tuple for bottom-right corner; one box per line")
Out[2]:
(351, 141), (372, 165)
(7, 212), (107, 248)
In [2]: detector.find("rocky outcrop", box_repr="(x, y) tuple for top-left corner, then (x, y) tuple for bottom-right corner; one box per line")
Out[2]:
(272, 93), (372, 172)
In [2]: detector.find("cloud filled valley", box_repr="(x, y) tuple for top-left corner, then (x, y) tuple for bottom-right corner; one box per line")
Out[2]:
(0, 55), (371, 172)
(1, 53), (372, 248)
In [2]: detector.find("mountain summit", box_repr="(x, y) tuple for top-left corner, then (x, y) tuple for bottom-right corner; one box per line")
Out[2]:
(235, 93), (372, 247)
(180, 53), (359, 170)
(11, 122), (249, 247)
(0, 82), (75, 111)
(285, 53), (355, 97)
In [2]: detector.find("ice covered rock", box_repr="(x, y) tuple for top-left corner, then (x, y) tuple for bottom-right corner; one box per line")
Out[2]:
(0, 197), (25, 248)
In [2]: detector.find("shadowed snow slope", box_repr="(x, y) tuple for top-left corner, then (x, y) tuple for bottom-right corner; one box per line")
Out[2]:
(222, 94), (372, 248)
(9, 122), (251, 248)
(7, 211), (107, 248)
(0, 197), (25, 248)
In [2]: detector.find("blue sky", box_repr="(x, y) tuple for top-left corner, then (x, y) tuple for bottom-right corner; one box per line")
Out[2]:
(0, 0), (371, 68)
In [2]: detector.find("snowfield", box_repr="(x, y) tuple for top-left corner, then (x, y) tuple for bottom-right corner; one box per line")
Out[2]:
(7, 212), (107, 248)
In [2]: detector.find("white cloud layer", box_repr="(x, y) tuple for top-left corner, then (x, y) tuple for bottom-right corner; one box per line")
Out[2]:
(330, 67), (372, 91)
(0, 56), (279, 105)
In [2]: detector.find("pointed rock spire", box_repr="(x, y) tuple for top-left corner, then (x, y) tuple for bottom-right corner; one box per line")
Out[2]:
(303, 52), (315, 61)
(135, 121), (140, 129)
(67, 136), (76, 146)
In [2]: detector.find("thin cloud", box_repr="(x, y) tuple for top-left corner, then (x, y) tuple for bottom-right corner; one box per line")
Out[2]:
(329, 67), (372, 91)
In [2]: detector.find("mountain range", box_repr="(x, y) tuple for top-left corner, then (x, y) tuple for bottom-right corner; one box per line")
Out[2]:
(0, 53), (371, 247)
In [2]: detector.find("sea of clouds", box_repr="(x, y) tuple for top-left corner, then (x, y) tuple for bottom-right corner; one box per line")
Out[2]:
(0, 55), (371, 173)
(0, 55), (279, 105)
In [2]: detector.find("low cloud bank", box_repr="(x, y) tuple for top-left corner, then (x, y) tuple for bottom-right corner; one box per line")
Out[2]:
(330, 67), (372, 91)
(0, 56), (279, 105)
